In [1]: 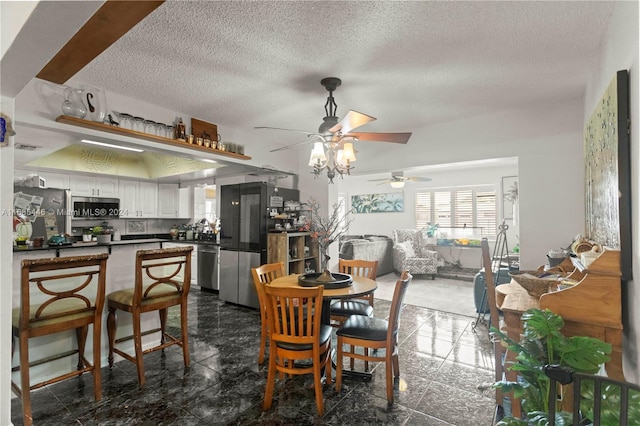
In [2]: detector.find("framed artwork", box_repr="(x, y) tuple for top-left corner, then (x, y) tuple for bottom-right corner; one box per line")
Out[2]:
(584, 69), (631, 280)
(351, 192), (404, 213)
(502, 176), (518, 220)
(126, 219), (147, 234)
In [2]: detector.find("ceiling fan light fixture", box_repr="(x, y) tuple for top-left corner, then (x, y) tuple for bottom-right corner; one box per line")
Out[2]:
(308, 141), (327, 166)
(342, 142), (356, 162)
(390, 180), (405, 189)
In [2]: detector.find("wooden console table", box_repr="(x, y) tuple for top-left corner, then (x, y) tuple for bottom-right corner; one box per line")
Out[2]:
(495, 249), (624, 418)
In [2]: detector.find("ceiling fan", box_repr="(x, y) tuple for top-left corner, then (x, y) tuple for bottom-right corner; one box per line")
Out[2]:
(369, 171), (432, 188)
(256, 77), (412, 153)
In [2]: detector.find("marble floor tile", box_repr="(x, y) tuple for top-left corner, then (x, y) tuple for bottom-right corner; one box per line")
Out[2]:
(11, 289), (499, 425)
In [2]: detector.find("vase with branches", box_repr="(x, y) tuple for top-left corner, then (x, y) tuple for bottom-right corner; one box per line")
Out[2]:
(307, 197), (353, 282)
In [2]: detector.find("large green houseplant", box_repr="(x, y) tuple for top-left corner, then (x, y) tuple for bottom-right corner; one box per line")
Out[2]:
(491, 308), (612, 425)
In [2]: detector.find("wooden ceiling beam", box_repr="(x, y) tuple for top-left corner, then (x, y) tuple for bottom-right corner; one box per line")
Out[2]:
(36, 0), (164, 84)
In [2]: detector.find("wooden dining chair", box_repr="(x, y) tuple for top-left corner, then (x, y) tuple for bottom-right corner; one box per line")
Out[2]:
(335, 271), (412, 404)
(329, 259), (377, 327)
(12, 253), (108, 426)
(251, 262), (286, 365)
(107, 246), (192, 386)
(263, 284), (332, 416)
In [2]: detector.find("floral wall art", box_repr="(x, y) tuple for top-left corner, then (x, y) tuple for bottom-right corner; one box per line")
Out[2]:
(351, 192), (404, 213)
(584, 69), (631, 280)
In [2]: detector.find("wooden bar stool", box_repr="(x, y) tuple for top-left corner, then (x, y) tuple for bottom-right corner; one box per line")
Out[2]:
(11, 253), (109, 426)
(107, 246), (192, 386)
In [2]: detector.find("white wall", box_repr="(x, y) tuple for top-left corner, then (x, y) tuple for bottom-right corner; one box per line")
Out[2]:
(583, 0), (639, 384)
(1, 95), (16, 426)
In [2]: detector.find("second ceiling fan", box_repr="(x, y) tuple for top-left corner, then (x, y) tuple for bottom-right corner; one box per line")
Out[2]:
(369, 171), (432, 188)
(256, 77), (412, 152)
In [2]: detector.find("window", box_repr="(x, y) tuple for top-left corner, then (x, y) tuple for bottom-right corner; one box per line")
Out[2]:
(416, 186), (497, 236)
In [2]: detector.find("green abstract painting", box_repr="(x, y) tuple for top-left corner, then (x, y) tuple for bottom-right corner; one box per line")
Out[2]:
(351, 192), (404, 213)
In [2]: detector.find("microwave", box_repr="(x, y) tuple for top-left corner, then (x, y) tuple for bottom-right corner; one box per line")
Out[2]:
(72, 196), (121, 219)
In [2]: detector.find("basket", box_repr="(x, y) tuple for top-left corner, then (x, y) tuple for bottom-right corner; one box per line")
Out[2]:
(509, 270), (559, 298)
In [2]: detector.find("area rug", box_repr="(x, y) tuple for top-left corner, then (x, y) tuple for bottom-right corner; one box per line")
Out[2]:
(373, 272), (478, 318)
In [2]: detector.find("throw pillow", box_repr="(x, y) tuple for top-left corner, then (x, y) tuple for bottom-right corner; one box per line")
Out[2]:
(396, 241), (416, 258)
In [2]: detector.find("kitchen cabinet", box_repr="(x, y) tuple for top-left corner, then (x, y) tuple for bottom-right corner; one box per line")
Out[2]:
(119, 179), (158, 218)
(158, 184), (179, 218)
(14, 169), (71, 190)
(70, 176), (118, 197)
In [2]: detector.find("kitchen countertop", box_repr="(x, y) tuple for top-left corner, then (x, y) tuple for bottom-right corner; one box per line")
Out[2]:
(13, 238), (169, 253)
(13, 238), (221, 253)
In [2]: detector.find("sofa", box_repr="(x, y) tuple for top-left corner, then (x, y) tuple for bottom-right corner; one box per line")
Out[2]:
(338, 235), (394, 277)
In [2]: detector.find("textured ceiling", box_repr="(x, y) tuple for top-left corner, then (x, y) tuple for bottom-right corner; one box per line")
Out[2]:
(13, 1), (616, 177)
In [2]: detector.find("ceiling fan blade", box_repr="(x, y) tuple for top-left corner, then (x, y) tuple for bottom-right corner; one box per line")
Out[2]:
(255, 126), (314, 135)
(346, 132), (412, 144)
(269, 134), (325, 153)
(329, 110), (376, 134)
(408, 177), (432, 182)
(367, 178), (392, 182)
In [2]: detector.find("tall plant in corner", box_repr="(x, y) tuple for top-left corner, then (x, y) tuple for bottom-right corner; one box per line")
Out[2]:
(307, 196), (353, 282)
(492, 309), (611, 425)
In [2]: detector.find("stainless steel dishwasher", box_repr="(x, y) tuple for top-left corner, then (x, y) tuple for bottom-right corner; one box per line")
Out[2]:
(197, 244), (219, 292)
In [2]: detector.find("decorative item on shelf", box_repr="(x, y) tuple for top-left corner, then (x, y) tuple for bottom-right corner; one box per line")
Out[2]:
(82, 228), (93, 242)
(81, 85), (107, 123)
(174, 118), (187, 141)
(61, 86), (87, 118)
(306, 196), (353, 282)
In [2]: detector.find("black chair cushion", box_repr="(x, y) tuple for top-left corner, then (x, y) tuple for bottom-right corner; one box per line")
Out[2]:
(330, 300), (374, 317)
(276, 324), (333, 351)
(336, 315), (389, 341)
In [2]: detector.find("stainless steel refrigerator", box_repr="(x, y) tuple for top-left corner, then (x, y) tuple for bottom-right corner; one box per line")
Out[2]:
(14, 185), (71, 241)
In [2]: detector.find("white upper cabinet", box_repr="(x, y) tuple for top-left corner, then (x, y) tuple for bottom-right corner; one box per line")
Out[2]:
(14, 169), (71, 190)
(70, 176), (118, 197)
(140, 181), (158, 218)
(158, 184), (179, 218)
(118, 180), (139, 218)
(119, 180), (158, 218)
(40, 172), (71, 190)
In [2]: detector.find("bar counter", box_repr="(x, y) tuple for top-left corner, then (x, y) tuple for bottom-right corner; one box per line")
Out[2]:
(11, 237), (213, 388)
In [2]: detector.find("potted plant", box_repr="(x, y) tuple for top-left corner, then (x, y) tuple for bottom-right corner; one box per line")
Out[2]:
(491, 308), (612, 425)
(92, 226), (112, 244)
(82, 228), (93, 242)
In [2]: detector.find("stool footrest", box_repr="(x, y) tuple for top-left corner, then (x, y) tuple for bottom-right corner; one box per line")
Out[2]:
(11, 349), (79, 372)
(115, 327), (162, 344)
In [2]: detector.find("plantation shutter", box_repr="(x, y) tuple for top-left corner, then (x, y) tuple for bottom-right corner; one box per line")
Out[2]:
(476, 190), (497, 235)
(433, 191), (452, 227)
(453, 190), (473, 227)
(415, 192), (432, 229)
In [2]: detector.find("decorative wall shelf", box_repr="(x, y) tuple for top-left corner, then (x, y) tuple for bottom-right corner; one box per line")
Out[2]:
(55, 115), (252, 161)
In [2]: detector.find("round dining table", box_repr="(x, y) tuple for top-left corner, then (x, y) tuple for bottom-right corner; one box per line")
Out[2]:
(269, 273), (378, 326)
